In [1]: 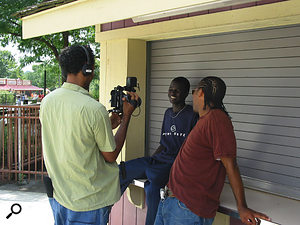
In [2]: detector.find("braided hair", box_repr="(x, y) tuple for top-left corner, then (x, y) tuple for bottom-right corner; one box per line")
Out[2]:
(197, 76), (230, 118)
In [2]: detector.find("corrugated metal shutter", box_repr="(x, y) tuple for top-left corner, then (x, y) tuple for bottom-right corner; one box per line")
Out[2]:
(146, 25), (300, 200)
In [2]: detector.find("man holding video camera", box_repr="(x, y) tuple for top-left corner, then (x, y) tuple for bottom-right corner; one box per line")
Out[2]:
(40, 45), (139, 225)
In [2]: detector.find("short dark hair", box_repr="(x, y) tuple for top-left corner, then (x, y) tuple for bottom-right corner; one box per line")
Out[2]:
(197, 76), (230, 117)
(59, 45), (95, 78)
(171, 77), (190, 95)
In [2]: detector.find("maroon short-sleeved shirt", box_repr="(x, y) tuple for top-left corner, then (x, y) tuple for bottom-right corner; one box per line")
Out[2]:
(168, 109), (236, 218)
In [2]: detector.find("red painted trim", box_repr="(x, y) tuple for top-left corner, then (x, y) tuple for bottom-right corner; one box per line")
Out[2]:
(257, 0), (287, 5)
(138, 19), (154, 25)
(209, 6), (232, 13)
(154, 17), (171, 23)
(188, 10), (209, 17)
(101, 22), (112, 31)
(101, 0), (286, 32)
(125, 19), (137, 27)
(112, 20), (125, 29)
(231, 2), (256, 10)
(170, 13), (189, 20)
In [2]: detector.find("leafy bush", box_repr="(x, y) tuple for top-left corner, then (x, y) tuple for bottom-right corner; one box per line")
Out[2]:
(0, 91), (15, 104)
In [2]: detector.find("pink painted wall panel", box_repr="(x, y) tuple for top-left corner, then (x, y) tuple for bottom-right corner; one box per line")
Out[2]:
(136, 204), (147, 225)
(110, 191), (147, 225)
(109, 195), (124, 225)
(123, 193), (138, 225)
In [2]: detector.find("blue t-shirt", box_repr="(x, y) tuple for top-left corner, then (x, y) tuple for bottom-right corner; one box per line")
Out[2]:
(152, 105), (198, 164)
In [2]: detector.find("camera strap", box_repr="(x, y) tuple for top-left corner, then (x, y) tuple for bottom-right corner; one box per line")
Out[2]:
(129, 98), (142, 109)
(120, 161), (127, 179)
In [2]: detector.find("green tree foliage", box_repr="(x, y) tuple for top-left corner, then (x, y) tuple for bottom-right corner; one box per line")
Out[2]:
(0, 90), (15, 104)
(89, 78), (99, 101)
(89, 59), (100, 100)
(22, 58), (100, 99)
(0, 0), (100, 99)
(22, 61), (61, 91)
(0, 0), (99, 65)
(0, 50), (22, 78)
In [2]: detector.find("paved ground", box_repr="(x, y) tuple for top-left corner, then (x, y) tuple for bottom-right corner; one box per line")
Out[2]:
(0, 179), (54, 225)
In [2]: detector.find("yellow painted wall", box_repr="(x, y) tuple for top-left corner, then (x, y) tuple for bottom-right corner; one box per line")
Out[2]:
(213, 213), (230, 225)
(99, 39), (146, 162)
(99, 39), (147, 207)
(125, 40), (147, 161)
(99, 39), (128, 108)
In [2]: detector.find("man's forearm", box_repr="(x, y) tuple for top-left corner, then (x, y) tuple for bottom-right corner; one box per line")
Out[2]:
(114, 115), (131, 156)
(101, 92), (138, 163)
(221, 157), (248, 209)
(227, 164), (248, 209)
(100, 115), (131, 163)
(222, 157), (271, 224)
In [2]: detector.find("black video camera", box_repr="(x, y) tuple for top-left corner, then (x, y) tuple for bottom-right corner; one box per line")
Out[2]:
(109, 77), (142, 114)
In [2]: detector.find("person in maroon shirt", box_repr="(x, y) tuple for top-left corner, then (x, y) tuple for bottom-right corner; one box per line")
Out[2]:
(154, 76), (271, 225)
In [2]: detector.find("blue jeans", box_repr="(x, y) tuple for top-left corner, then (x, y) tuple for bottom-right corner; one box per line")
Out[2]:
(154, 197), (214, 225)
(119, 157), (172, 225)
(49, 198), (112, 225)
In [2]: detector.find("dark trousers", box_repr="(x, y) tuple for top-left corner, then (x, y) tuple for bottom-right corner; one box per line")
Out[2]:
(119, 157), (172, 225)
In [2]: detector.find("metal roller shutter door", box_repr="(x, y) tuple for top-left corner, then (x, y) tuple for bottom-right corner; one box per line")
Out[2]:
(146, 25), (300, 200)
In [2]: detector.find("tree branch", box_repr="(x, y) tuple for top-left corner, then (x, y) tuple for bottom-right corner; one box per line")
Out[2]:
(5, 30), (60, 62)
(33, 36), (59, 61)
(62, 31), (69, 48)
(7, 32), (21, 37)
(8, 19), (20, 27)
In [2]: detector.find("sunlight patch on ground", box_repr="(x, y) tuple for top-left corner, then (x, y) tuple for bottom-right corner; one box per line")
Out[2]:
(0, 189), (53, 225)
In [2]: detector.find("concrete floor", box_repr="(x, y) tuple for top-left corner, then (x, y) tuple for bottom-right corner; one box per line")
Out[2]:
(0, 179), (54, 225)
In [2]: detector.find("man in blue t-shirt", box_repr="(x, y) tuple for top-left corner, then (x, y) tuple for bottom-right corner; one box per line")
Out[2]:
(119, 77), (198, 225)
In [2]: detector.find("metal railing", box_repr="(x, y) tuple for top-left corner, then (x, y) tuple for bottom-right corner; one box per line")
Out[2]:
(0, 105), (46, 182)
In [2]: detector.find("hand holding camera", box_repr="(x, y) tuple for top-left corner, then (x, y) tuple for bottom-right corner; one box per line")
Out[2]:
(122, 91), (140, 117)
(109, 77), (142, 114)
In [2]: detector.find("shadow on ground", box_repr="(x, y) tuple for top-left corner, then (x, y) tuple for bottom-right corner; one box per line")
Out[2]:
(0, 178), (46, 193)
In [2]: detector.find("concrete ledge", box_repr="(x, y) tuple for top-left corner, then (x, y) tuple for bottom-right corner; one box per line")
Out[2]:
(132, 179), (147, 188)
(131, 180), (298, 224)
(220, 183), (299, 225)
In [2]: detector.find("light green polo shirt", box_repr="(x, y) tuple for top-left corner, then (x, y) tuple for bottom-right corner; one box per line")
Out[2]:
(40, 82), (120, 211)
